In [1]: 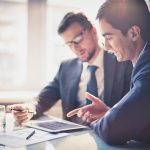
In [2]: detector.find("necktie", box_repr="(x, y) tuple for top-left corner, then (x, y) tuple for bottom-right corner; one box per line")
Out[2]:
(86, 65), (98, 104)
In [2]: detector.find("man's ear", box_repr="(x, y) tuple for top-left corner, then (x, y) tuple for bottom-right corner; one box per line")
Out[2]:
(91, 27), (97, 35)
(91, 27), (99, 41)
(128, 26), (141, 41)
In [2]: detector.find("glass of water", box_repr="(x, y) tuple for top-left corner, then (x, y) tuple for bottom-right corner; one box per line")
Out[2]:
(0, 105), (6, 132)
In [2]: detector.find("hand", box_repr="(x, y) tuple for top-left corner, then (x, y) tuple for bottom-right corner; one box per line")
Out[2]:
(7, 104), (34, 124)
(67, 92), (110, 123)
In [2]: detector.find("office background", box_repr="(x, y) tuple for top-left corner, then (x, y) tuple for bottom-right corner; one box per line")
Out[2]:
(0, 0), (105, 91)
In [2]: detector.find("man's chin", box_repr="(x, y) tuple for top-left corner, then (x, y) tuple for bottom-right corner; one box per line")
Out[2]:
(79, 54), (93, 62)
(116, 56), (125, 62)
(115, 55), (123, 62)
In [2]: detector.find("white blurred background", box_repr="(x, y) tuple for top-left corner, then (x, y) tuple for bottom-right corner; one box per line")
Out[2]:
(0, 0), (107, 92)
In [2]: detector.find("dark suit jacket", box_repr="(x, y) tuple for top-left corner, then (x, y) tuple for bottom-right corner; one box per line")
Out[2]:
(91, 42), (150, 145)
(35, 52), (133, 121)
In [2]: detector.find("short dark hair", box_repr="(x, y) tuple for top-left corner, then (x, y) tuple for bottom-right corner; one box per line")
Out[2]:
(96, 0), (150, 41)
(58, 12), (93, 34)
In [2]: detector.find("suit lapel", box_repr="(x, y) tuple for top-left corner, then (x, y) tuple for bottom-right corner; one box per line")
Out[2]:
(103, 52), (117, 104)
(130, 42), (150, 89)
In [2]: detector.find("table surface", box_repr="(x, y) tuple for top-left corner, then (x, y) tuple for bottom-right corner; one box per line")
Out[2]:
(0, 114), (150, 150)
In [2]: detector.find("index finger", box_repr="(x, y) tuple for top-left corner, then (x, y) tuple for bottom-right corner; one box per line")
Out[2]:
(67, 108), (80, 117)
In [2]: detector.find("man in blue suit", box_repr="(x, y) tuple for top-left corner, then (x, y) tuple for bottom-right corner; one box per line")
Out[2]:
(8, 12), (132, 124)
(67, 0), (150, 144)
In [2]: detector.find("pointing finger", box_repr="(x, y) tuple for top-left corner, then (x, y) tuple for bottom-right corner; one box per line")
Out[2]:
(67, 108), (80, 117)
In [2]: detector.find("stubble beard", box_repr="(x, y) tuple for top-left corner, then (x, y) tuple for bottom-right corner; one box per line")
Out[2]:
(84, 47), (97, 62)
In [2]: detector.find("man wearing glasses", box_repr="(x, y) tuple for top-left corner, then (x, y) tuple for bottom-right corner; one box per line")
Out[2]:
(8, 12), (132, 124)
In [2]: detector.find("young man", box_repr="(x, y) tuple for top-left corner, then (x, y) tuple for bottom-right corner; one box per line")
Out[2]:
(8, 12), (132, 125)
(67, 0), (150, 145)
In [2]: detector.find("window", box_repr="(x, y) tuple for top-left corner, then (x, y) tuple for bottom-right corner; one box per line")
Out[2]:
(0, 1), (27, 90)
(2, 0), (146, 92)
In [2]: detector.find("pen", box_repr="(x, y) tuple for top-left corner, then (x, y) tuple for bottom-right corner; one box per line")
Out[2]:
(10, 108), (34, 114)
(26, 130), (35, 140)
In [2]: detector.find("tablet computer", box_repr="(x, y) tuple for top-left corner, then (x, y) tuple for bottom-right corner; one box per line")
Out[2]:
(25, 119), (89, 133)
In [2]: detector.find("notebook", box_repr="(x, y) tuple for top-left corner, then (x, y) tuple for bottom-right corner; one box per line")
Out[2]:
(24, 119), (89, 133)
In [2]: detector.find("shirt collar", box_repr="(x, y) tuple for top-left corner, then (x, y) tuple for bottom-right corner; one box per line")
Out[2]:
(92, 49), (104, 68)
(133, 41), (148, 67)
(82, 49), (104, 69)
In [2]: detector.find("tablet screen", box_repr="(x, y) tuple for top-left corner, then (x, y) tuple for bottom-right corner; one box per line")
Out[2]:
(25, 120), (89, 133)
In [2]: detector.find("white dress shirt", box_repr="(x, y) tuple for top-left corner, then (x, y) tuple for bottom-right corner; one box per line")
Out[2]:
(77, 49), (104, 106)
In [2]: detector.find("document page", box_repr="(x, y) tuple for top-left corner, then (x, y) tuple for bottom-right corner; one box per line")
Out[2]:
(0, 128), (69, 147)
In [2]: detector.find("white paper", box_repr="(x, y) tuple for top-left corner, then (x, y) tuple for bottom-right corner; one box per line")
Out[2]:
(0, 128), (69, 147)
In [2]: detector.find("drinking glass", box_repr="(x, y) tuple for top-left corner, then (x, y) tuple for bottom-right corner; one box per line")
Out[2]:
(0, 105), (6, 132)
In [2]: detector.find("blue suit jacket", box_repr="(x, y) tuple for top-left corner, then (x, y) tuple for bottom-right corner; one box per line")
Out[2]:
(91, 42), (150, 145)
(35, 52), (132, 122)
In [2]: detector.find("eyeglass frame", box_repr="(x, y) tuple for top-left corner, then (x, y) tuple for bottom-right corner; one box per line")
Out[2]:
(65, 29), (87, 48)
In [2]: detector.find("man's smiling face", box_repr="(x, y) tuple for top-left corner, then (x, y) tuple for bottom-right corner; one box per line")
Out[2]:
(99, 19), (135, 62)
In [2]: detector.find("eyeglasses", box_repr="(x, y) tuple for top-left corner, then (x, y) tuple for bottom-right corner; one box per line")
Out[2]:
(65, 29), (86, 48)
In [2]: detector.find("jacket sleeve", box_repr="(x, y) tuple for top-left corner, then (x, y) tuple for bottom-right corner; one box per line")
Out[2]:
(91, 61), (150, 145)
(34, 63), (63, 117)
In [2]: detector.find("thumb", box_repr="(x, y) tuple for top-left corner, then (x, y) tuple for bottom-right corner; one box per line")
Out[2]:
(85, 92), (100, 103)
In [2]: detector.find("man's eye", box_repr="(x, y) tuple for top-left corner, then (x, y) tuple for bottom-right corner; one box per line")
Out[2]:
(105, 35), (112, 40)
